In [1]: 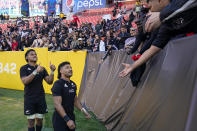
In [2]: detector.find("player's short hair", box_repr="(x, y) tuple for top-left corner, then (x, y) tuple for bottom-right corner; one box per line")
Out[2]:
(58, 61), (70, 79)
(25, 49), (36, 62)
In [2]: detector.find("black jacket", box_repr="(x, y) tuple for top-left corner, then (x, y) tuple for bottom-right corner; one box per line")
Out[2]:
(160, 0), (197, 22)
(153, 6), (197, 49)
(118, 32), (130, 49)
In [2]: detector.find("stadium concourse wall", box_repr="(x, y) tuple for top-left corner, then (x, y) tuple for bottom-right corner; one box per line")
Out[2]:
(78, 35), (197, 131)
(0, 48), (87, 95)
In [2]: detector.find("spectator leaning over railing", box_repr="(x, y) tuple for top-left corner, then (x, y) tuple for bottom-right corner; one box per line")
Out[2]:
(120, 0), (197, 77)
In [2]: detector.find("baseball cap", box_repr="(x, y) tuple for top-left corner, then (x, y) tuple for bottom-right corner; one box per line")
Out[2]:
(78, 38), (83, 41)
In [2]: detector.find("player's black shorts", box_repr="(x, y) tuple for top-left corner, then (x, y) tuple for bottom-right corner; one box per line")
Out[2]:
(52, 111), (75, 131)
(24, 95), (48, 115)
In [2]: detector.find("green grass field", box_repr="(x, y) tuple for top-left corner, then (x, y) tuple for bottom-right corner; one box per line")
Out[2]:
(0, 88), (106, 131)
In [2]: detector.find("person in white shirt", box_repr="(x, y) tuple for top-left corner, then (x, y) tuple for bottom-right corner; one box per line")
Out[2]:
(31, 34), (43, 48)
(99, 36), (106, 52)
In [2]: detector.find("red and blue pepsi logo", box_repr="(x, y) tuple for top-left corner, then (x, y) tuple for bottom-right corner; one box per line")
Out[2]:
(66, 0), (74, 7)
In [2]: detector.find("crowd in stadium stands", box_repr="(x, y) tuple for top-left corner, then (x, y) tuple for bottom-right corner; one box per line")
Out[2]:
(0, 13), (10, 23)
(0, 1), (138, 52)
(0, 0), (196, 57)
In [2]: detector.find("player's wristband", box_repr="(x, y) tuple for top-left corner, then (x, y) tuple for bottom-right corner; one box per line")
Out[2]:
(63, 115), (71, 123)
(32, 70), (37, 76)
(81, 108), (88, 114)
(50, 70), (54, 75)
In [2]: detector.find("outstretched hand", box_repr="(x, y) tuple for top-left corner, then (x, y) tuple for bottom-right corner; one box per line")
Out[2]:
(119, 63), (133, 77)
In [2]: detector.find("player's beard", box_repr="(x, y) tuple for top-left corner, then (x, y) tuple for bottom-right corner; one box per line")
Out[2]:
(65, 71), (72, 78)
(29, 58), (37, 63)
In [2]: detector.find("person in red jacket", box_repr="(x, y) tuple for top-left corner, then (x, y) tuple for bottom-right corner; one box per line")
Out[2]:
(72, 15), (80, 27)
(12, 39), (18, 51)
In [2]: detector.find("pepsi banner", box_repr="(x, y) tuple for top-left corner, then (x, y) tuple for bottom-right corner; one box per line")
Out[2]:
(62, 0), (106, 14)
(62, 0), (73, 14)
